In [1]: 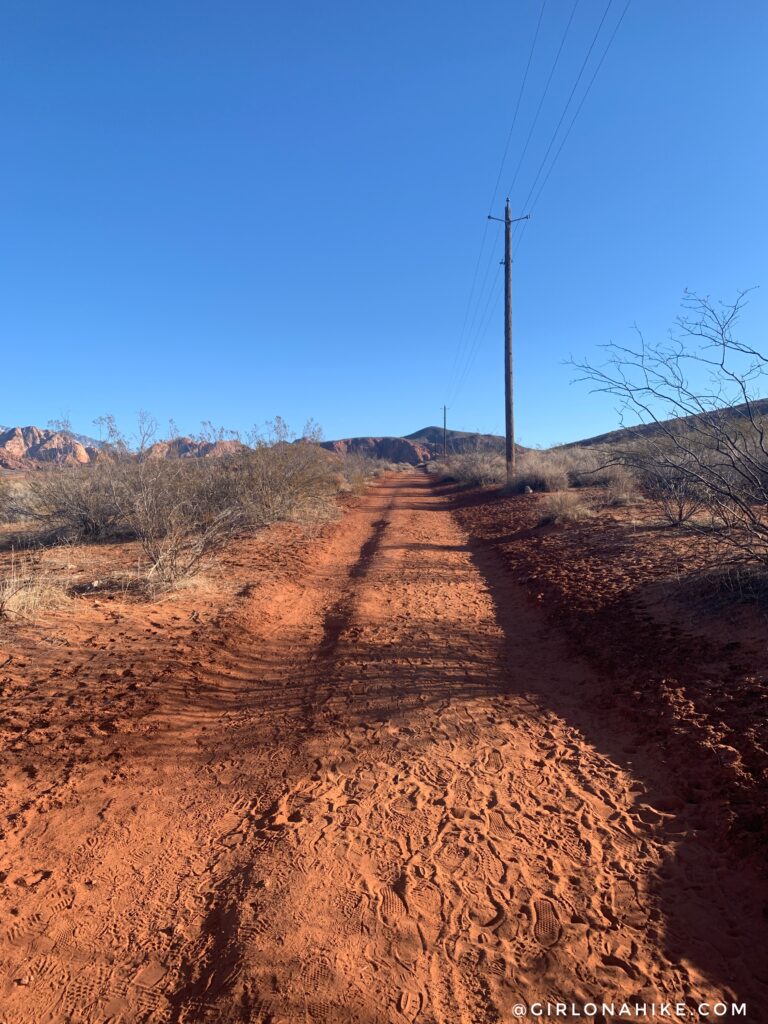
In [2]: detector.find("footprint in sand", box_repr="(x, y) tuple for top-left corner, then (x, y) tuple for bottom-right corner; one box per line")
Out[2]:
(407, 877), (442, 920)
(483, 748), (504, 772)
(398, 988), (423, 1020)
(394, 923), (424, 968)
(611, 878), (647, 928)
(380, 885), (407, 925)
(533, 898), (562, 947)
(488, 809), (515, 842)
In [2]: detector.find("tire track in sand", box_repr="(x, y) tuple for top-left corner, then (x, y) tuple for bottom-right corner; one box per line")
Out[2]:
(0, 474), (758, 1022)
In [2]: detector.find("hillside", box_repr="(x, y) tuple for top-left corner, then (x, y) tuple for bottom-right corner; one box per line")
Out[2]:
(321, 426), (511, 465)
(567, 398), (768, 449)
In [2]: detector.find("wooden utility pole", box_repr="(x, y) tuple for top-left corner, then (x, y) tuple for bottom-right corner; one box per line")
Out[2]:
(443, 405), (447, 458)
(504, 200), (514, 481)
(489, 201), (529, 486)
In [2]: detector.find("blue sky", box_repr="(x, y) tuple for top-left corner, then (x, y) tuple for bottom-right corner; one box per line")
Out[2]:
(1, 1), (766, 446)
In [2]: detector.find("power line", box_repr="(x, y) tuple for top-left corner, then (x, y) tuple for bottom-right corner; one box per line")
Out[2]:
(444, 2), (548, 397)
(515, 0), (631, 254)
(516, 0), (615, 215)
(507, 0), (581, 199)
(450, 266), (503, 404)
(487, 0), (548, 215)
(529, 1), (631, 215)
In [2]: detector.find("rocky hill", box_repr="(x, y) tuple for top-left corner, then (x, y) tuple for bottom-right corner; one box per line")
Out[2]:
(320, 436), (434, 465)
(143, 437), (247, 460)
(0, 426), (249, 471)
(405, 426), (508, 453)
(0, 426), (98, 471)
(321, 426), (509, 465)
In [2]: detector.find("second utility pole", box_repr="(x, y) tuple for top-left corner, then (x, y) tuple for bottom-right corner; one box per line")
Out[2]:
(490, 200), (529, 485)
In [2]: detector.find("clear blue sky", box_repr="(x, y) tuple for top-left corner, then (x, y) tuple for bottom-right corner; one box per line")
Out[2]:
(1, 1), (766, 445)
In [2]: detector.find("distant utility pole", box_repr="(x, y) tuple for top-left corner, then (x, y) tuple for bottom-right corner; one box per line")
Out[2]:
(489, 199), (529, 484)
(442, 405), (447, 458)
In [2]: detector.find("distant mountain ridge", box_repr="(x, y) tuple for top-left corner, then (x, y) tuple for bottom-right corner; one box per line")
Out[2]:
(12, 402), (765, 472)
(0, 426), (248, 471)
(320, 426), (511, 465)
(0, 422), (510, 471)
(564, 397), (768, 449)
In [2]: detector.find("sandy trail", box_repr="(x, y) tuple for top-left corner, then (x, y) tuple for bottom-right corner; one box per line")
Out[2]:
(1, 474), (764, 1022)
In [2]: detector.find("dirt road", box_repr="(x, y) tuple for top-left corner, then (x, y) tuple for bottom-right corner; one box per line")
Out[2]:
(1, 474), (765, 1022)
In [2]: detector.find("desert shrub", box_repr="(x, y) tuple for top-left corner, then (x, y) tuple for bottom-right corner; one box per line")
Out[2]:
(130, 443), (340, 588)
(8, 459), (133, 539)
(123, 459), (241, 590)
(508, 450), (570, 493)
(598, 465), (641, 507)
(1, 433), (348, 590)
(442, 452), (506, 486)
(0, 476), (25, 524)
(340, 453), (377, 493)
(537, 491), (593, 526)
(0, 552), (68, 620)
(641, 466), (706, 524)
(573, 290), (768, 571)
(236, 442), (338, 527)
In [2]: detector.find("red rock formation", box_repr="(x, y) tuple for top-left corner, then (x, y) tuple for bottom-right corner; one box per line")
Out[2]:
(0, 427), (91, 470)
(320, 437), (435, 465)
(143, 437), (247, 460)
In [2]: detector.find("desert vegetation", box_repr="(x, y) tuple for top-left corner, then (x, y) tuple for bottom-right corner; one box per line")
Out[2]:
(0, 418), (397, 606)
(573, 291), (768, 573)
(427, 444), (640, 505)
(427, 293), (768, 586)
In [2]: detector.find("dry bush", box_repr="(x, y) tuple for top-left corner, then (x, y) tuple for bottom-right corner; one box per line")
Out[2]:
(1, 434), (347, 592)
(641, 465), (707, 524)
(125, 460), (243, 592)
(509, 450), (570, 493)
(8, 459), (132, 539)
(0, 552), (69, 620)
(441, 452), (507, 486)
(341, 452), (377, 493)
(0, 476), (23, 523)
(538, 491), (593, 526)
(599, 465), (641, 507)
(234, 442), (338, 528)
(573, 290), (768, 571)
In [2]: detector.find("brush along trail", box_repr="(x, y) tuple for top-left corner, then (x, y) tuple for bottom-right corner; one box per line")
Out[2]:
(0, 473), (763, 1022)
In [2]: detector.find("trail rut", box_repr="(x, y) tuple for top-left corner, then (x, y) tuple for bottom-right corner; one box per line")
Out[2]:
(0, 474), (764, 1022)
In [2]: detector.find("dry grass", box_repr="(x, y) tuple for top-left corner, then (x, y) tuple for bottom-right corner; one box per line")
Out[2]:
(0, 552), (69, 620)
(537, 491), (594, 526)
(509, 450), (570, 493)
(433, 452), (506, 486)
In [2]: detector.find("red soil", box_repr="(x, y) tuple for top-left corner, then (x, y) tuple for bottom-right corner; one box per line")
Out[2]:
(0, 474), (766, 1022)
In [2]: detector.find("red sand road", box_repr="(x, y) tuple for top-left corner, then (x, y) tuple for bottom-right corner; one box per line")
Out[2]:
(1, 473), (767, 1022)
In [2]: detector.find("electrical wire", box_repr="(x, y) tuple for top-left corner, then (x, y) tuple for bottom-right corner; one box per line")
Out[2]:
(446, 0), (547, 398)
(515, 0), (631, 255)
(450, 266), (504, 405)
(507, 0), (581, 199)
(513, 0), (615, 211)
